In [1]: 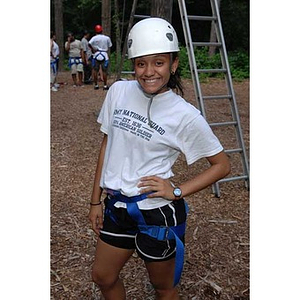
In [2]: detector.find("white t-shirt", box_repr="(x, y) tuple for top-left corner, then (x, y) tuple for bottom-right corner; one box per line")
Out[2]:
(89, 34), (112, 60)
(65, 39), (83, 58)
(51, 41), (59, 58)
(98, 80), (223, 209)
(81, 37), (92, 59)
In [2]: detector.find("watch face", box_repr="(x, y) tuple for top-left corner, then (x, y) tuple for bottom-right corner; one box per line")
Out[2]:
(174, 188), (182, 197)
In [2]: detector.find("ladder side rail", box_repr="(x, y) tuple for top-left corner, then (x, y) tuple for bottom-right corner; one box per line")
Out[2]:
(178, 0), (222, 197)
(212, 182), (220, 198)
(115, 0), (138, 80)
(211, 0), (250, 183)
(177, 0), (206, 118)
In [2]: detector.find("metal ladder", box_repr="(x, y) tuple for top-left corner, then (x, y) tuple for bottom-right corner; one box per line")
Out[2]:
(178, 0), (249, 197)
(116, 0), (249, 197)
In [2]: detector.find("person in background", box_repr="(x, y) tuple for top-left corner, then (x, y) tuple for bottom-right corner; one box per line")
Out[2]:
(89, 18), (231, 300)
(88, 24), (112, 90)
(65, 32), (84, 87)
(81, 30), (92, 84)
(50, 32), (60, 92)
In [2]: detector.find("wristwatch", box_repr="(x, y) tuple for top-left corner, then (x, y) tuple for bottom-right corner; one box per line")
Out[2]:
(173, 187), (182, 199)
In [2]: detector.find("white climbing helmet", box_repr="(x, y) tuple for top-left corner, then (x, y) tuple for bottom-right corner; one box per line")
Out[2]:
(127, 17), (179, 59)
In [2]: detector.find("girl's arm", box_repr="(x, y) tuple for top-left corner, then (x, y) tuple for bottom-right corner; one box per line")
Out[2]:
(89, 134), (107, 235)
(138, 151), (231, 200)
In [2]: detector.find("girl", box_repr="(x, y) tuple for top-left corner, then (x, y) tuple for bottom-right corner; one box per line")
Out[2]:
(89, 18), (230, 300)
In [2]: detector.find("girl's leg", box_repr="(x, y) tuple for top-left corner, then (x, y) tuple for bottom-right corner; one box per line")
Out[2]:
(145, 258), (180, 300)
(92, 239), (134, 300)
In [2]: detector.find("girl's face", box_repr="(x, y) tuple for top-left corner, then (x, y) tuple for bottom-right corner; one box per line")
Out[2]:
(134, 53), (179, 95)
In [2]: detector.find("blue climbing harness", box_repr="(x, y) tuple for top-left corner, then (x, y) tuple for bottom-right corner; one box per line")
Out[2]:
(104, 189), (188, 286)
(92, 51), (109, 69)
(51, 60), (57, 74)
(68, 57), (83, 68)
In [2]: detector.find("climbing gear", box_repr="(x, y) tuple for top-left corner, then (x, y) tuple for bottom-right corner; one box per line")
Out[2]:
(68, 57), (83, 68)
(104, 189), (188, 286)
(127, 18), (179, 59)
(95, 24), (102, 33)
(92, 51), (109, 70)
(50, 60), (57, 75)
(94, 51), (105, 61)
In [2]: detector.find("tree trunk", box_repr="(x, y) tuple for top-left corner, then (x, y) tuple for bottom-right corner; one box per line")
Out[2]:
(113, 0), (121, 67)
(54, 0), (64, 71)
(102, 0), (111, 36)
(151, 0), (173, 22)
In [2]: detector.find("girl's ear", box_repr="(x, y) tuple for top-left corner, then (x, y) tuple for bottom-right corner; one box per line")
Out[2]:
(171, 56), (179, 74)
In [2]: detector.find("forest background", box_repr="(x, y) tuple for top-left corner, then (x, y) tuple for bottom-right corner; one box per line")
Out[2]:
(50, 0), (249, 79)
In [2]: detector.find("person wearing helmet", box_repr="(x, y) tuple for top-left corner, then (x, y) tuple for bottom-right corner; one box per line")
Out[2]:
(89, 18), (230, 299)
(89, 24), (112, 90)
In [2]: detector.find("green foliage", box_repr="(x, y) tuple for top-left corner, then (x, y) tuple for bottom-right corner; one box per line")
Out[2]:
(178, 47), (249, 80)
(109, 53), (133, 73)
(227, 51), (249, 80)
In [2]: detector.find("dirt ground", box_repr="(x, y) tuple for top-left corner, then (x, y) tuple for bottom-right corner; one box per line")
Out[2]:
(51, 71), (249, 300)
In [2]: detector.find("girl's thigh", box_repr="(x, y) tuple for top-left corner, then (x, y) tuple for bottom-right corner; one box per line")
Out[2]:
(92, 238), (134, 279)
(144, 258), (176, 289)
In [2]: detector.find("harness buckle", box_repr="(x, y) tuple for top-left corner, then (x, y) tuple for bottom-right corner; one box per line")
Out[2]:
(139, 225), (172, 241)
(158, 226), (171, 241)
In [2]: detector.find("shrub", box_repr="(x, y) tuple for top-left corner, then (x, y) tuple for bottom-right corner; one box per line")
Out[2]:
(178, 47), (249, 80)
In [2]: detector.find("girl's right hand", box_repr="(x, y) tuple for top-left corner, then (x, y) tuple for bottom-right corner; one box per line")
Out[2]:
(89, 204), (104, 235)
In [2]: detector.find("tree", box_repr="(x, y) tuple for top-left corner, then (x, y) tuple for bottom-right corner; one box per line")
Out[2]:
(113, 0), (122, 68)
(151, 0), (173, 22)
(102, 0), (111, 36)
(53, 0), (64, 71)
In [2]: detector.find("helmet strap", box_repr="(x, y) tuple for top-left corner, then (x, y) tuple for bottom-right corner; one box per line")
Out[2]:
(143, 82), (169, 128)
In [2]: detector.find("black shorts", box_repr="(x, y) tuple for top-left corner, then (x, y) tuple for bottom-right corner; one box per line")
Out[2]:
(100, 197), (188, 262)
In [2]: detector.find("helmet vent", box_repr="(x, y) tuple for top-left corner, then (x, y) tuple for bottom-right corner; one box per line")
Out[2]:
(128, 39), (133, 49)
(166, 33), (173, 41)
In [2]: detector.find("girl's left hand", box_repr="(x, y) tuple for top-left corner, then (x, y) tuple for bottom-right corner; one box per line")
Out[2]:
(138, 176), (175, 200)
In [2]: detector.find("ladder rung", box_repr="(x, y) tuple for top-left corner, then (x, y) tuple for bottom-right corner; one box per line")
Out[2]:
(193, 42), (222, 47)
(218, 175), (249, 183)
(203, 95), (232, 100)
(121, 71), (135, 74)
(187, 15), (217, 21)
(209, 121), (237, 127)
(134, 14), (150, 19)
(198, 68), (227, 73)
(224, 148), (243, 154)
